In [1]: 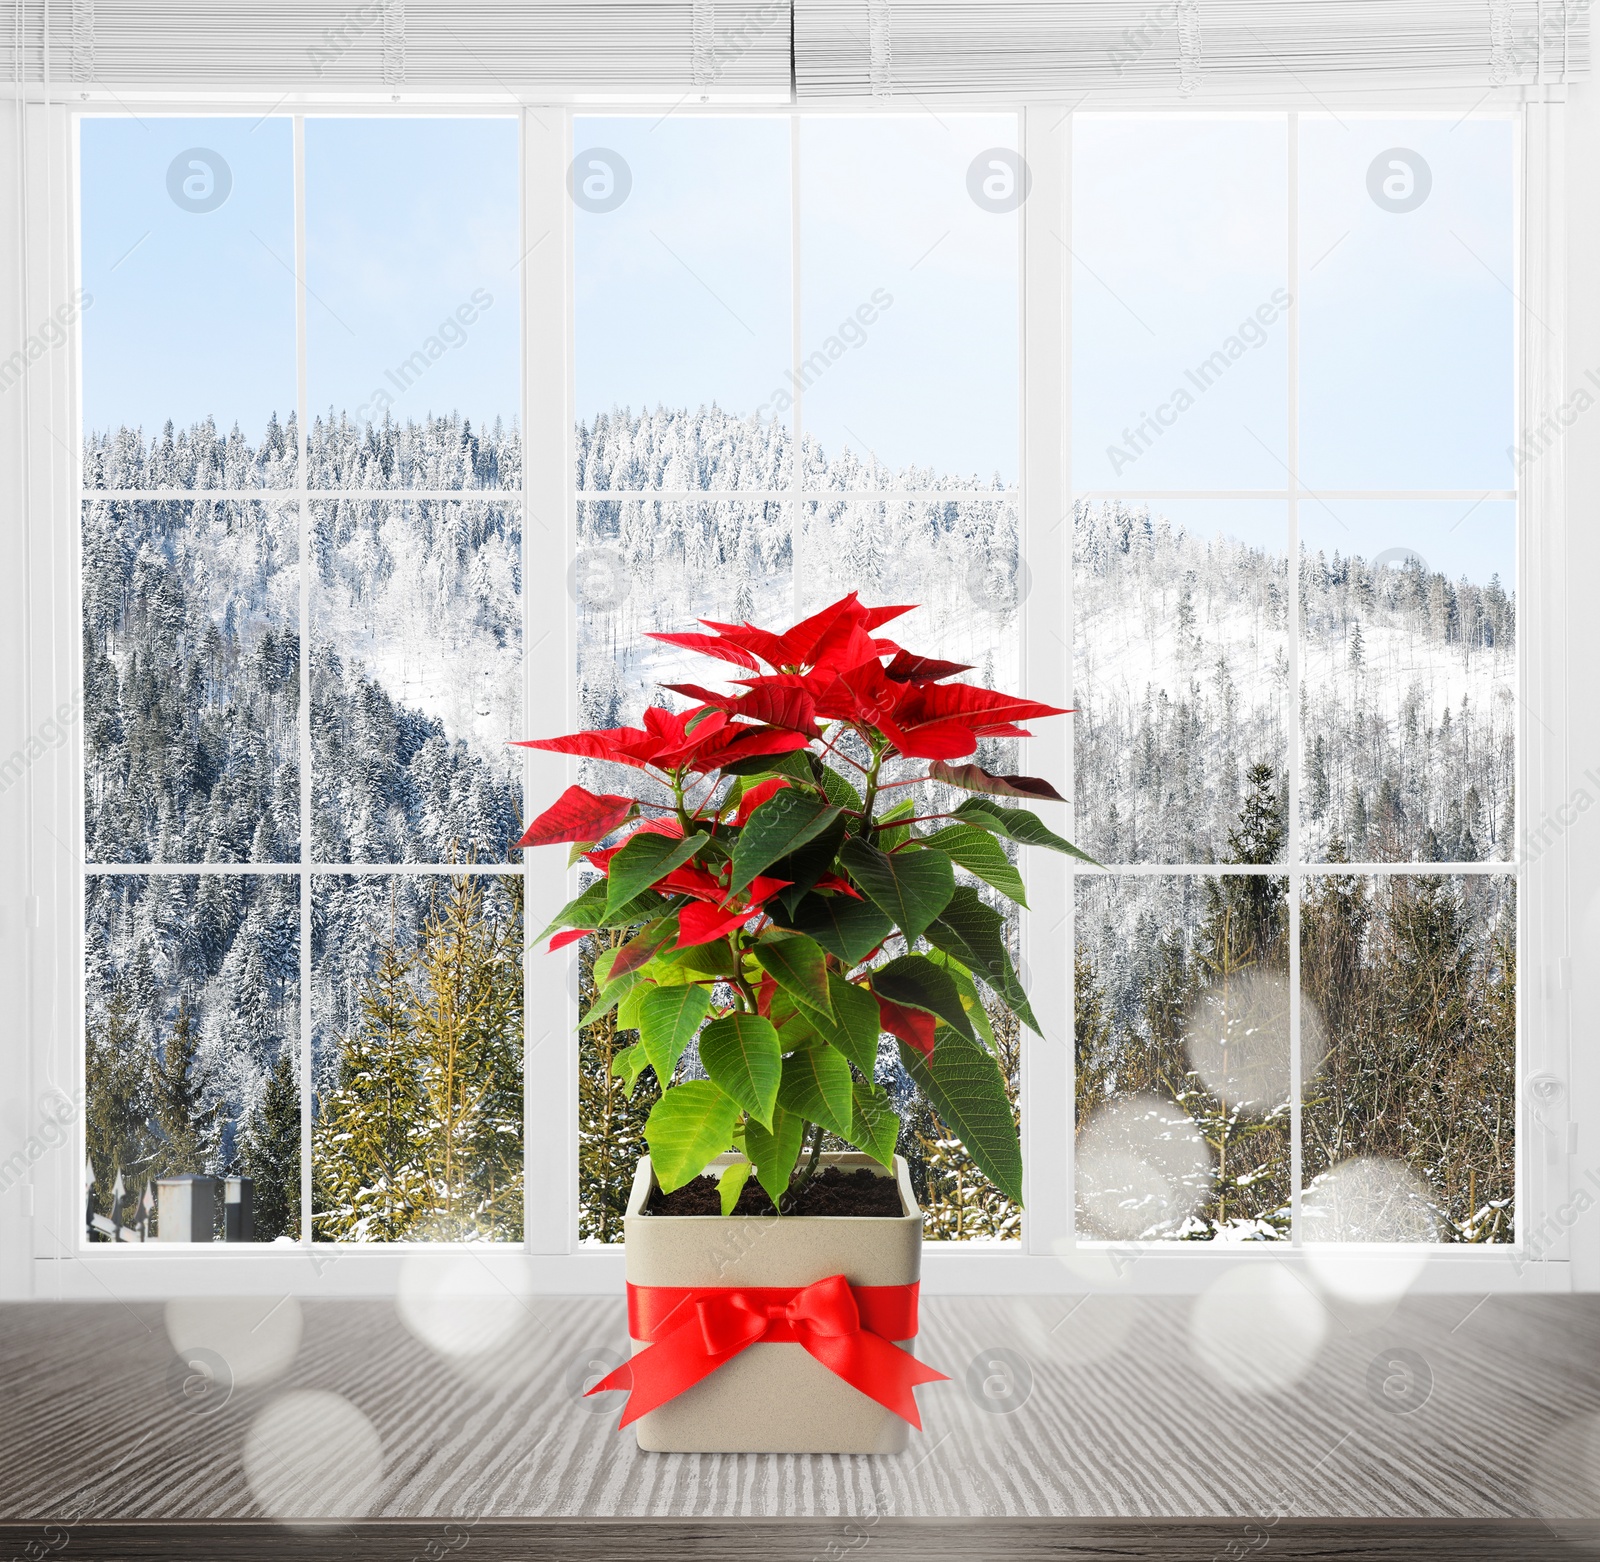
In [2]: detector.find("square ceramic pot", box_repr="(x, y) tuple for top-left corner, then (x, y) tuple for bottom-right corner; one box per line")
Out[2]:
(622, 1150), (925, 1453)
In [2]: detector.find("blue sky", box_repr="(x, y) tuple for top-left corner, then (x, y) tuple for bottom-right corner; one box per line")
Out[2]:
(80, 111), (1512, 580)
(573, 112), (1021, 485)
(80, 116), (520, 439)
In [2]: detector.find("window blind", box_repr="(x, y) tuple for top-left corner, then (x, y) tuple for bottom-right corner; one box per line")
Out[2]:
(3, 2), (1586, 98)
(795, 0), (1588, 100)
(3, 0), (793, 94)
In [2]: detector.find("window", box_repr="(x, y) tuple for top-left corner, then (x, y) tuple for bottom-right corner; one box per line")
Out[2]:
(70, 101), (1534, 1273)
(80, 114), (524, 1244)
(1070, 113), (1518, 1246)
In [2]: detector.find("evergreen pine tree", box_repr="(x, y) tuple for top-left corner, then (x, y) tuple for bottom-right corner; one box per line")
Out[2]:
(242, 1049), (301, 1241)
(84, 992), (159, 1231)
(152, 1003), (208, 1178)
(313, 876), (523, 1241)
(577, 927), (658, 1243)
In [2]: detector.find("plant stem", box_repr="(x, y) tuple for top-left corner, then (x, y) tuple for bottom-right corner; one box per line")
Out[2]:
(784, 1122), (827, 1209)
(857, 739), (886, 833)
(671, 772), (693, 836)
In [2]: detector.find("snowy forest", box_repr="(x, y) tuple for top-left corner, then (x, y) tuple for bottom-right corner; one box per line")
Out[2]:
(83, 408), (1515, 1244)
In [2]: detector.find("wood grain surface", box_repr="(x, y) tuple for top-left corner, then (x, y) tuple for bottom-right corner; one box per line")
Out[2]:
(0, 1291), (1595, 1537)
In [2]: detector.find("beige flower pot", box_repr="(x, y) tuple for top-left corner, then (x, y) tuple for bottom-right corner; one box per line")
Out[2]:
(621, 1151), (926, 1454)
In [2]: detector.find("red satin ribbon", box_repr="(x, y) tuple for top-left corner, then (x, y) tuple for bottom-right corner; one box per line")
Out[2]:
(587, 1274), (947, 1429)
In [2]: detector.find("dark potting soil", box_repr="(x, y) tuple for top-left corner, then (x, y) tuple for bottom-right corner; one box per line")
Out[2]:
(645, 1165), (906, 1218)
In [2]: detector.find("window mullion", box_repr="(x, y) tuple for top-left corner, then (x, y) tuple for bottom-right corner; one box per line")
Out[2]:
(523, 104), (576, 1253)
(1020, 103), (1073, 1254)
(293, 113), (312, 1247)
(1287, 109), (1303, 1248)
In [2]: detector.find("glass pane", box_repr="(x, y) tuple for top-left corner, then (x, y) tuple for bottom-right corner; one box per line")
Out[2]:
(83, 499), (299, 865)
(1072, 115), (1290, 490)
(1076, 873), (1291, 1242)
(574, 116), (791, 476)
(80, 116), (296, 488)
(1299, 117), (1515, 491)
(1301, 872), (1514, 1243)
(798, 497), (1021, 688)
(577, 407), (791, 494)
(1075, 500), (1288, 864)
(85, 873), (301, 1241)
(305, 118), (521, 487)
(575, 496), (792, 734)
(312, 873), (523, 1242)
(799, 114), (1019, 488)
(1299, 500), (1515, 863)
(311, 499), (522, 864)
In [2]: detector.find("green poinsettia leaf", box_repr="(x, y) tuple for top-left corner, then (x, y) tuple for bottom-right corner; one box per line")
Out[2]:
(773, 814), (849, 917)
(838, 836), (954, 948)
(925, 949), (995, 1049)
(638, 983), (712, 1085)
(744, 1105), (806, 1208)
(950, 797), (1100, 865)
(818, 765), (864, 813)
(604, 831), (707, 918)
(616, 977), (649, 1032)
(847, 1077), (900, 1170)
(697, 1012), (783, 1129)
(609, 916), (679, 980)
(870, 952), (977, 1042)
(777, 1043), (854, 1139)
(729, 794), (841, 894)
(799, 973), (881, 1077)
(872, 797), (918, 852)
(752, 930), (834, 1020)
(533, 878), (608, 944)
(645, 1079), (741, 1194)
(898, 1029), (1022, 1206)
(661, 939), (739, 979)
(781, 892), (893, 966)
(609, 1042), (651, 1100)
(718, 748), (818, 781)
(919, 823), (1029, 908)
(579, 957), (648, 1028)
(923, 884), (1041, 1037)
(717, 1159), (754, 1216)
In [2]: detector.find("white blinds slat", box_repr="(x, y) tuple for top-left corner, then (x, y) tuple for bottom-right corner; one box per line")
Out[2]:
(795, 0), (1588, 100)
(3, 0), (793, 94)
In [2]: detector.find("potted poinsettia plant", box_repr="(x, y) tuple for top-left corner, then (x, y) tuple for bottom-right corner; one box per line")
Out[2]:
(516, 594), (1085, 1453)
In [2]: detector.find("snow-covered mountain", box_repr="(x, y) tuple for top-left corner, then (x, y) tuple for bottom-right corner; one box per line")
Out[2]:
(83, 408), (1515, 1199)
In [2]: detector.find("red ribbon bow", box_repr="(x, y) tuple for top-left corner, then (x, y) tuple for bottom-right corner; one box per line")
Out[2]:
(587, 1275), (947, 1428)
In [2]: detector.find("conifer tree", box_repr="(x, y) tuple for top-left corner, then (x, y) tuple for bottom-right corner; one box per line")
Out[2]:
(84, 992), (158, 1230)
(152, 1003), (208, 1178)
(242, 1048), (301, 1241)
(577, 927), (657, 1243)
(314, 876), (523, 1241)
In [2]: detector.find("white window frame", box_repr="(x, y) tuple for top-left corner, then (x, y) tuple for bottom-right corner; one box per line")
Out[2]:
(0, 86), (1575, 1299)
